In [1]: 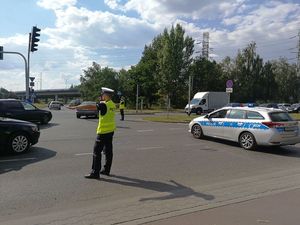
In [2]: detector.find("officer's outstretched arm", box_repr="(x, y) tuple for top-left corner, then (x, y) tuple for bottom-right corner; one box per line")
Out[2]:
(96, 102), (107, 116)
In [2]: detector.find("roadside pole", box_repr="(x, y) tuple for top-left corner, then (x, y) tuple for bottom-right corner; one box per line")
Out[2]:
(188, 75), (191, 116)
(136, 84), (139, 114)
(27, 33), (31, 101)
(226, 80), (233, 103)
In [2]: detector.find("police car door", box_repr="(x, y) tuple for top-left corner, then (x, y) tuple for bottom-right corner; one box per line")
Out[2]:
(223, 109), (246, 141)
(204, 109), (229, 138)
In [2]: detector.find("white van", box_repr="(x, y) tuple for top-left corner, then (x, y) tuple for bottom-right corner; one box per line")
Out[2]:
(185, 92), (230, 114)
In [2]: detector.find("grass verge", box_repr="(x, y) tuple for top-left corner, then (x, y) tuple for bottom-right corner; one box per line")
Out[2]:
(34, 103), (47, 109)
(143, 114), (197, 123)
(291, 113), (300, 120)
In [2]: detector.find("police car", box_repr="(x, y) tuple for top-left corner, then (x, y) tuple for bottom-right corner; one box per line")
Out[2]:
(189, 106), (300, 150)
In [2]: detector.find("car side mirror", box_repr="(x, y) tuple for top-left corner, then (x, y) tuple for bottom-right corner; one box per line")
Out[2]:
(204, 114), (210, 119)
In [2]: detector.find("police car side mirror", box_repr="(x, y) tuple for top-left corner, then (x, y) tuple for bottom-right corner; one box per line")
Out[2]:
(204, 114), (209, 119)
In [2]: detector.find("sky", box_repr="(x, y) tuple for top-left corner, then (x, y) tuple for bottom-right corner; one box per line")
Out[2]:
(0, 0), (299, 91)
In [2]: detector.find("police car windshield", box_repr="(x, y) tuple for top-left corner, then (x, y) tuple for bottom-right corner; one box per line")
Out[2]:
(269, 112), (293, 122)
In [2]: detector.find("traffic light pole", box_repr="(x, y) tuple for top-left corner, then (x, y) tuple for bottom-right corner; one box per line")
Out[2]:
(28, 33), (32, 100)
(1, 51), (29, 99)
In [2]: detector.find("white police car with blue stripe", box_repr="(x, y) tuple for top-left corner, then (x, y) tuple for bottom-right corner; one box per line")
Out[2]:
(189, 106), (300, 150)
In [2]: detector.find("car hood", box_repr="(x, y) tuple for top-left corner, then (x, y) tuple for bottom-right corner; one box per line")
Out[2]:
(192, 115), (206, 122)
(0, 117), (36, 126)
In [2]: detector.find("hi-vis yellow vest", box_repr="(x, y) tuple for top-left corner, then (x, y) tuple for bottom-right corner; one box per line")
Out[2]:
(97, 100), (116, 134)
(119, 100), (125, 110)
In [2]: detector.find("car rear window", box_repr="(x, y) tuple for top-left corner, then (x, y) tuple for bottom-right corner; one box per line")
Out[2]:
(246, 111), (264, 120)
(269, 112), (293, 122)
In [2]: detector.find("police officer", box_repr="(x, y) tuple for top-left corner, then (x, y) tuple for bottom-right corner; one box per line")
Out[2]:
(85, 87), (116, 179)
(119, 96), (125, 121)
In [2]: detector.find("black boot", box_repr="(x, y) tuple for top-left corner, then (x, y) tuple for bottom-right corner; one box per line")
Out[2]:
(84, 173), (100, 179)
(100, 170), (110, 176)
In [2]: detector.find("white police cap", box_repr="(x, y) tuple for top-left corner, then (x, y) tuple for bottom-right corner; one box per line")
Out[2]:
(101, 87), (114, 94)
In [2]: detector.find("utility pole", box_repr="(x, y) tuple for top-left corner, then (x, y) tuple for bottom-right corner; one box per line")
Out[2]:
(297, 30), (300, 77)
(188, 75), (191, 115)
(136, 84), (139, 114)
(202, 32), (209, 59)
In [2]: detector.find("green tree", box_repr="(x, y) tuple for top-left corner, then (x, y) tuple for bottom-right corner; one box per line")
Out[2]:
(79, 62), (119, 101)
(272, 58), (298, 102)
(260, 61), (278, 102)
(190, 57), (226, 95)
(0, 87), (17, 99)
(231, 42), (264, 102)
(157, 24), (194, 107)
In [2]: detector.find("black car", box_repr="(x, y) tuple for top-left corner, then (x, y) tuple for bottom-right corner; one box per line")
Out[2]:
(0, 99), (52, 124)
(0, 117), (40, 154)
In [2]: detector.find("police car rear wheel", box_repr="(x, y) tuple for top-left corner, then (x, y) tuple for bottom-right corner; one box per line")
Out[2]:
(239, 132), (256, 150)
(192, 124), (203, 139)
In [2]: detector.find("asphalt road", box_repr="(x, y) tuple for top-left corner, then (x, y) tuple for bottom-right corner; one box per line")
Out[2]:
(1, 108), (300, 225)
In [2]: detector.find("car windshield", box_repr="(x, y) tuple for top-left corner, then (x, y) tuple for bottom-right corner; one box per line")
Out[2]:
(190, 99), (200, 104)
(269, 112), (293, 122)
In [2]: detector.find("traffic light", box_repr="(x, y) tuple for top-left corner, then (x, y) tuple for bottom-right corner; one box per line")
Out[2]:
(30, 26), (41, 52)
(29, 77), (35, 87)
(0, 46), (3, 60)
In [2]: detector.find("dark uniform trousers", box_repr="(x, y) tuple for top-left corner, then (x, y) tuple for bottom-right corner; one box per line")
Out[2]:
(120, 109), (124, 120)
(91, 132), (114, 175)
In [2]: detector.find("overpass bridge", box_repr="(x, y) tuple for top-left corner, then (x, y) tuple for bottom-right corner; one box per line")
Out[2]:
(14, 88), (81, 103)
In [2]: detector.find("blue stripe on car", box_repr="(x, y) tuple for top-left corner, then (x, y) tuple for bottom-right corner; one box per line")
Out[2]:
(198, 121), (269, 130)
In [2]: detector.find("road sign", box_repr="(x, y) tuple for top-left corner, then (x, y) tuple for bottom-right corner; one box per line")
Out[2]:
(226, 88), (233, 93)
(29, 77), (35, 81)
(226, 80), (233, 88)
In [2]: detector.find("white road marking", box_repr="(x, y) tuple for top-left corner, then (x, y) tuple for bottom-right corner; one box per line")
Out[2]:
(137, 129), (154, 132)
(0, 158), (36, 162)
(75, 153), (93, 156)
(137, 146), (164, 150)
